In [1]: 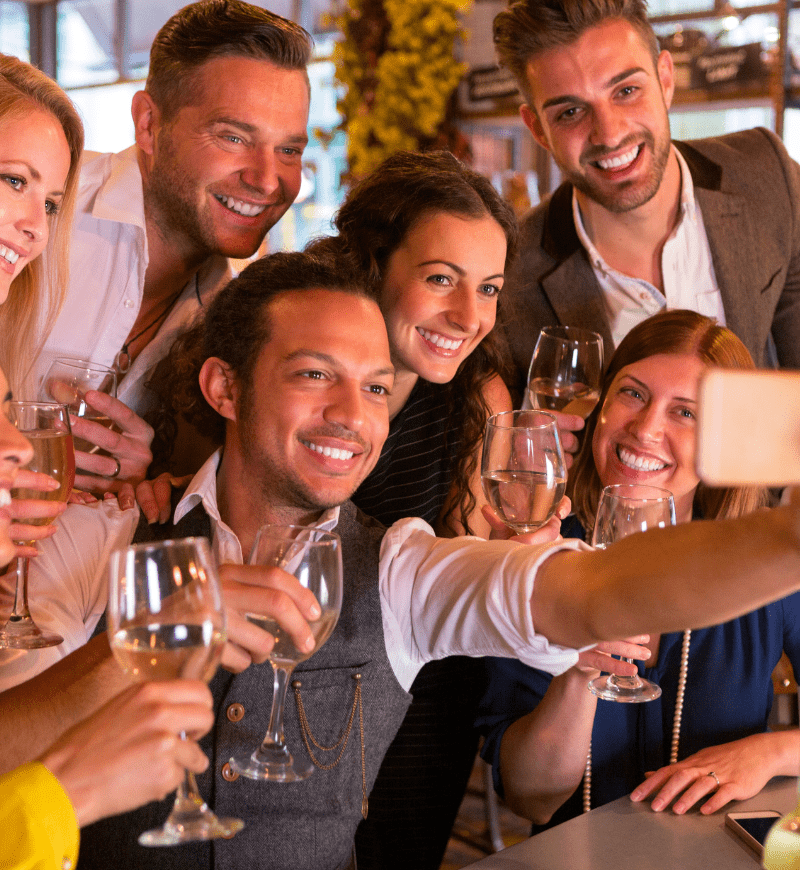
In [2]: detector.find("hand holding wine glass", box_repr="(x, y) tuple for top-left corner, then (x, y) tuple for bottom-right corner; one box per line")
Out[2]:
(107, 537), (244, 846)
(1, 401), (74, 649)
(481, 410), (566, 534)
(588, 484), (676, 703)
(229, 525), (343, 782)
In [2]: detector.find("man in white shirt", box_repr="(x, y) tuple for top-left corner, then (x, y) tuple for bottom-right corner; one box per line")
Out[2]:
(493, 0), (800, 402)
(30, 0), (311, 490)
(6, 251), (800, 869)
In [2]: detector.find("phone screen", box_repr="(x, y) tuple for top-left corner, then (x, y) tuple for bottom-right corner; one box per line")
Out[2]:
(735, 816), (780, 846)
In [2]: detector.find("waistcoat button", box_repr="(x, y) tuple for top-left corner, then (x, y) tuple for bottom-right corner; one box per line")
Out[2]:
(226, 703), (245, 722)
(221, 762), (239, 781)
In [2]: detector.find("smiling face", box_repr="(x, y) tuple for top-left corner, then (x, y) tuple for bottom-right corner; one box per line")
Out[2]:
(379, 211), (506, 391)
(141, 55), (310, 260)
(592, 352), (703, 522)
(226, 289), (394, 522)
(0, 107), (71, 303)
(0, 367), (33, 566)
(520, 19), (674, 214)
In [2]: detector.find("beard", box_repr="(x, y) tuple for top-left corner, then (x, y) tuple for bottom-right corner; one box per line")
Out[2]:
(566, 126), (672, 214)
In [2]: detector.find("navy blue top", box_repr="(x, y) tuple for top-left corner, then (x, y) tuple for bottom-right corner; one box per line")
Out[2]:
(477, 515), (800, 831)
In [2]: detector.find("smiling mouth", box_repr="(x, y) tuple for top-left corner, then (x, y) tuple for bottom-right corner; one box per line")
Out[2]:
(417, 328), (465, 351)
(300, 439), (356, 461)
(0, 245), (20, 267)
(593, 144), (642, 171)
(214, 194), (268, 217)
(616, 445), (668, 472)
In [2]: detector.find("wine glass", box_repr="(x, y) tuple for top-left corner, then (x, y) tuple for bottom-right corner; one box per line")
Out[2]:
(40, 357), (117, 455)
(481, 410), (566, 533)
(588, 484), (676, 703)
(229, 525), (343, 782)
(0, 402), (75, 649)
(527, 326), (604, 418)
(107, 537), (244, 846)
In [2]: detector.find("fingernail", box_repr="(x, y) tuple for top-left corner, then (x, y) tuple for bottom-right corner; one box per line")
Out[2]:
(673, 803), (685, 815)
(652, 799), (664, 811)
(46, 477), (60, 489)
(303, 635), (315, 652)
(631, 790), (642, 801)
(309, 603), (321, 619)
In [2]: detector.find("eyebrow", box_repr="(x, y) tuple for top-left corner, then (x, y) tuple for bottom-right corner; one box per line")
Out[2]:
(541, 66), (648, 111)
(285, 349), (394, 379)
(417, 260), (504, 282)
(208, 117), (309, 145)
(621, 374), (697, 404)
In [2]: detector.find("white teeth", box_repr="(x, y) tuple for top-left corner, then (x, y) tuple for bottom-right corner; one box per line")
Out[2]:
(215, 194), (267, 217)
(301, 440), (355, 461)
(597, 145), (639, 170)
(0, 489), (10, 507)
(617, 446), (667, 472)
(418, 328), (464, 351)
(0, 245), (19, 265)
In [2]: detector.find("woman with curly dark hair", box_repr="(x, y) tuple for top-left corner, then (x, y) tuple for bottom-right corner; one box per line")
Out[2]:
(306, 150), (520, 870)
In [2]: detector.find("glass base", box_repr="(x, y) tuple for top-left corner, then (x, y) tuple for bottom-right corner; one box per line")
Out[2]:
(229, 745), (315, 782)
(138, 809), (243, 846)
(589, 674), (662, 703)
(0, 616), (63, 649)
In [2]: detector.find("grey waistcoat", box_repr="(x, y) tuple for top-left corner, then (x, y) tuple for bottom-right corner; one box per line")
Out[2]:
(78, 499), (412, 870)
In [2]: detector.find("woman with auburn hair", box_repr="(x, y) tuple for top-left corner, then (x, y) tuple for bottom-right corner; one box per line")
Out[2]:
(478, 309), (796, 832)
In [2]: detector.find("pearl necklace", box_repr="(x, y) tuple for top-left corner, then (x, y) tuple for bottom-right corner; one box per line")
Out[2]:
(582, 629), (692, 813)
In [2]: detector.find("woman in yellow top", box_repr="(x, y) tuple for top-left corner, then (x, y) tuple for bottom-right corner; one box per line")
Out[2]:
(0, 55), (214, 870)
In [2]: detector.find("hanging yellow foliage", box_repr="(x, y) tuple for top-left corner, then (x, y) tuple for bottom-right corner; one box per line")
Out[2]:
(334, 0), (472, 180)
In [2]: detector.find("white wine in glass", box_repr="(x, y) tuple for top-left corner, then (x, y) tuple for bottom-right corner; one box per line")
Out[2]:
(1, 402), (75, 649)
(481, 410), (566, 534)
(107, 537), (244, 846)
(588, 484), (676, 703)
(527, 326), (604, 419)
(229, 525), (343, 782)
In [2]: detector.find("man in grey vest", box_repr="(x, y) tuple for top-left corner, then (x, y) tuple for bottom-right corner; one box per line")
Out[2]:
(5, 251), (800, 869)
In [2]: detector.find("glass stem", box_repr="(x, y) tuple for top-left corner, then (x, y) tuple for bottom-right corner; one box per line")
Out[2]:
(257, 664), (294, 759)
(166, 735), (210, 822)
(8, 556), (32, 623)
(609, 657), (644, 690)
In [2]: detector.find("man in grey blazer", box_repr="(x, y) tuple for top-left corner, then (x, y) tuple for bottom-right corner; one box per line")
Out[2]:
(493, 0), (800, 399)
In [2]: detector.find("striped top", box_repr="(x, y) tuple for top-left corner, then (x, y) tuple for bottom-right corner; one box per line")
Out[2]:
(352, 378), (458, 527)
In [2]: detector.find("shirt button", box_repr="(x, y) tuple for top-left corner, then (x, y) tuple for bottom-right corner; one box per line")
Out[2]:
(62, 859), (74, 870)
(226, 703), (245, 722)
(123, 298), (134, 308)
(221, 762), (239, 782)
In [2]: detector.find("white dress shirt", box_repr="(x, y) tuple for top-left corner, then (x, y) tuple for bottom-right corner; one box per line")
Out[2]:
(26, 147), (231, 414)
(0, 450), (583, 693)
(574, 146), (726, 348)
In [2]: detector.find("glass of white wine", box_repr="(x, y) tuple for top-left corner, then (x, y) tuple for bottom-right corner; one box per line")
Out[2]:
(481, 410), (566, 534)
(229, 525), (343, 782)
(1, 401), (75, 649)
(40, 357), (117, 455)
(527, 326), (604, 418)
(107, 537), (244, 846)
(589, 484), (676, 703)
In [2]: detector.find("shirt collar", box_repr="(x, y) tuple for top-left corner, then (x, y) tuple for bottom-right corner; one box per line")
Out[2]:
(174, 447), (341, 533)
(87, 145), (147, 231)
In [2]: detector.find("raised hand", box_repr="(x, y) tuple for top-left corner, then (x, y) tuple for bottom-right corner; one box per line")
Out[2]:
(7, 468), (65, 558)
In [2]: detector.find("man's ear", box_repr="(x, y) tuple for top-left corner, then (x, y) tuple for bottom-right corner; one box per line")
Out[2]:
(199, 358), (239, 423)
(657, 48), (675, 110)
(131, 90), (161, 157)
(520, 103), (550, 153)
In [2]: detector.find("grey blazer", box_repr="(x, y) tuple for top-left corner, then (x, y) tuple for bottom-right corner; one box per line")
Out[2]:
(503, 127), (800, 394)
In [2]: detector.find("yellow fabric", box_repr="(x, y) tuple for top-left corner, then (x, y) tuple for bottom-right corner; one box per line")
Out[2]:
(0, 761), (80, 870)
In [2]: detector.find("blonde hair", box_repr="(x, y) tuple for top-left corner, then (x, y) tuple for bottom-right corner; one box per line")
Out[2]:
(0, 54), (84, 395)
(569, 310), (769, 530)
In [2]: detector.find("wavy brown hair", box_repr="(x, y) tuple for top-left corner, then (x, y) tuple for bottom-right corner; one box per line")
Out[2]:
(308, 150), (519, 534)
(569, 309), (768, 530)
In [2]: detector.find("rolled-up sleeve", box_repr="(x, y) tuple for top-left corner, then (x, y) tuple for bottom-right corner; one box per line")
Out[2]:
(379, 518), (588, 691)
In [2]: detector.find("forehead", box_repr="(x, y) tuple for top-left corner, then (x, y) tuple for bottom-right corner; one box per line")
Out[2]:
(263, 289), (392, 371)
(0, 108), (71, 186)
(525, 19), (657, 109)
(614, 353), (705, 393)
(400, 212), (507, 262)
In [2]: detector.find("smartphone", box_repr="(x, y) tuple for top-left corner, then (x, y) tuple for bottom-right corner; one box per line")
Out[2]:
(725, 810), (782, 857)
(697, 368), (800, 486)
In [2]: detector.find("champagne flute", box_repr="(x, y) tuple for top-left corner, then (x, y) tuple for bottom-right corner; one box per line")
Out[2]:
(107, 537), (244, 846)
(0, 402), (74, 649)
(40, 357), (117, 454)
(481, 410), (566, 534)
(588, 484), (676, 703)
(527, 326), (604, 418)
(229, 525), (343, 782)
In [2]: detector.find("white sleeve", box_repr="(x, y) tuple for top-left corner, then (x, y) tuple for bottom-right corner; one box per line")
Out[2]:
(0, 499), (139, 691)
(379, 517), (588, 692)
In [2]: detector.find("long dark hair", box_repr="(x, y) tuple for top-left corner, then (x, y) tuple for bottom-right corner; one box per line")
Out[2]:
(569, 309), (768, 530)
(310, 150), (519, 534)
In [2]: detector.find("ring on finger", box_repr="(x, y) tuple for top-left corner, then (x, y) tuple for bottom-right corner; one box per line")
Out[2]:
(706, 771), (720, 787)
(107, 456), (122, 479)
